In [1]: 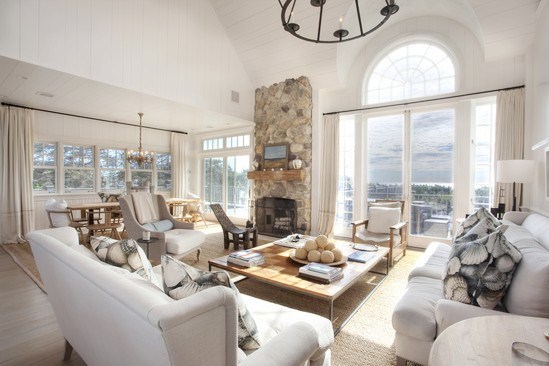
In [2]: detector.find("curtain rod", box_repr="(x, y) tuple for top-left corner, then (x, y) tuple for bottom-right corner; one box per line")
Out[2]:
(323, 85), (525, 116)
(0, 102), (188, 135)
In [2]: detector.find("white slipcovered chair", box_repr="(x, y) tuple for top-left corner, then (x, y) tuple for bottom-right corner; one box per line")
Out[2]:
(351, 200), (408, 267)
(119, 192), (205, 262)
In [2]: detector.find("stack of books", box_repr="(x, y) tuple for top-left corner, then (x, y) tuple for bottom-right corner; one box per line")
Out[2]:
(298, 262), (343, 283)
(227, 250), (265, 267)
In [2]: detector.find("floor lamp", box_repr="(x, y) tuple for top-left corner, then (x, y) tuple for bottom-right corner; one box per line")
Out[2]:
(496, 160), (535, 212)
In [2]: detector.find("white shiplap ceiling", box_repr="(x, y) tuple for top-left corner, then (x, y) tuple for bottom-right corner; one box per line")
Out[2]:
(0, 0), (544, 132)
(211, 0), (543, 89)
(0, 55), (253, 133)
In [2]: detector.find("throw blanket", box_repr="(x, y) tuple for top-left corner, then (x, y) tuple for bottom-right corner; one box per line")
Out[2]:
(132, 192), (158, 224)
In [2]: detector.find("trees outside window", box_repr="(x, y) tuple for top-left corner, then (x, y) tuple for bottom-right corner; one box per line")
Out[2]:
(33, 142), (57, 193)
(64, 144), (94, 193)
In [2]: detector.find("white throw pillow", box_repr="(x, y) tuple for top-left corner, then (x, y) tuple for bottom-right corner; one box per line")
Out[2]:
(368, 207), (401, 234)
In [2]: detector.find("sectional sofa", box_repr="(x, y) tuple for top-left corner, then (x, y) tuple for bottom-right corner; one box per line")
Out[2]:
(392, 211), (549, 365)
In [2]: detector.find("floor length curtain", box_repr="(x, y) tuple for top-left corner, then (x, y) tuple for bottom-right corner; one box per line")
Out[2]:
(171, 133), (188, 199)
(493, 88), (525, 211)
(0, 106), (35, 243)
(317, 114), (339, 236)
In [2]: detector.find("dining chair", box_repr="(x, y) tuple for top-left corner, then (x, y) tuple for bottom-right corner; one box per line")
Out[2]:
(210, 203), (257, 250)
(86, 209), (122, 244)
(351, 200), (408, 267)
(46, 209), (87, 241)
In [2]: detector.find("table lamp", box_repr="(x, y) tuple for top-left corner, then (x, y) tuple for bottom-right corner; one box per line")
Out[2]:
(496, 159), (535, 211)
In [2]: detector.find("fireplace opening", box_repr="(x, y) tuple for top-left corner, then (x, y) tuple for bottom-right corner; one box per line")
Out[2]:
(256, 197), (297, 237)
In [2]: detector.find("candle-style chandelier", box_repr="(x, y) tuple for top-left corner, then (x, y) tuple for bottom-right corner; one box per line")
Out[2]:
(127, 112), (154, 167)
(279, 0), (399, 44)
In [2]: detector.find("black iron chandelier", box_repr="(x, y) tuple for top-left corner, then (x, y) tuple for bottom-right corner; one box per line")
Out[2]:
(279, 0), (399, 44)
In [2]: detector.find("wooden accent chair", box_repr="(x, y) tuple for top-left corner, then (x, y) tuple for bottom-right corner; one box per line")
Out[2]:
(210, 203), (257, 250)
(351, 200), (408, 267)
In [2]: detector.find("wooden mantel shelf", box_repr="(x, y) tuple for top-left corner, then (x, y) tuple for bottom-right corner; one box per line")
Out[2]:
(247, 170), (305, 181)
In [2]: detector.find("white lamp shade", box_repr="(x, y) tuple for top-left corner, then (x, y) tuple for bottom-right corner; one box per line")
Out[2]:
(496, 160), (535, 183)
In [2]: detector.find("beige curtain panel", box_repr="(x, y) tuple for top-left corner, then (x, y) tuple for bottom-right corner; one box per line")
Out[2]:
(493, 88), (525, 211)
(317, 114), (340, 236)
(170, 132), (188, 199)
(0, 106), (35, 243)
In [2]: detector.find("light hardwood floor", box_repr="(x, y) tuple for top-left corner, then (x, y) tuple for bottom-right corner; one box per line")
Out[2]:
(0, 247), (85, 365)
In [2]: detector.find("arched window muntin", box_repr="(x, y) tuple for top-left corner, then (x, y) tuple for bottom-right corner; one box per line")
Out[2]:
(363, 40), (458, 105)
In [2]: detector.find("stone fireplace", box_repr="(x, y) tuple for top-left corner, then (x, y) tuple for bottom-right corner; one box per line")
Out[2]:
(251, 76), (312, 235)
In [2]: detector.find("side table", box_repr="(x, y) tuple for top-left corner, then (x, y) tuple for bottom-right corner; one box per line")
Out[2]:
(136, 237), (159, 258)
(429, 315), (549, 365)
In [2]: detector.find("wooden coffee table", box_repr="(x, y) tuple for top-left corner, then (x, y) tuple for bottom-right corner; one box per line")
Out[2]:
(208, 242), (389, 325)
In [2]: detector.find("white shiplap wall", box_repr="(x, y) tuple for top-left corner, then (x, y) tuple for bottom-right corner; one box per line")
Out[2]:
(32, 110), (173, 230)
(0, 0), (254, 121)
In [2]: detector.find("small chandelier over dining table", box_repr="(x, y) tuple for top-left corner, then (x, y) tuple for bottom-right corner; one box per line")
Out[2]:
(127, 112), (154, 167)
(279, 0), (399, 44)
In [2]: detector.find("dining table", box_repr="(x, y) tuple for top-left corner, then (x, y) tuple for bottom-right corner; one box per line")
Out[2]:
(67, 201), (123, 242)
(67, 202), (121, 225)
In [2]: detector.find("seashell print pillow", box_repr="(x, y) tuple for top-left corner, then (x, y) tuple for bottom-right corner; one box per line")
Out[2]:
(161, 255), (261, 350)
(90, 236), (160, 288)
(454, 207), (501, 243)
(454, 217), (500, 244)
(443, 230), (522, 309)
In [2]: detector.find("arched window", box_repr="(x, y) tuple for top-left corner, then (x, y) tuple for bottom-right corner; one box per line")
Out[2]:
(365, 42), (456, 105)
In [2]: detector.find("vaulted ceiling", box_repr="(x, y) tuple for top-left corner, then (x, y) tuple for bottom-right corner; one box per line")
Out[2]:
(0, 0), (544, 132)
(212, 0), (543, 89)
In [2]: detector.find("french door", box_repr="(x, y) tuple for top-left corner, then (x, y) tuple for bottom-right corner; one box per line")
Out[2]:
(203, 155), (250, 219)
(365, 108), (455, 247)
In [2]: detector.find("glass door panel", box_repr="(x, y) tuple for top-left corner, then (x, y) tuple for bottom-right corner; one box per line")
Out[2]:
(410, 109), (454, 239)
(367, 114), (404, 200)
(226, 155), (250, 218)
(203, 157), (224, 212)
(335, 116), (356, 231)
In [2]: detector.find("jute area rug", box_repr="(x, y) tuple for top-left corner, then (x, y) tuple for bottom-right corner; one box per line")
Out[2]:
(2, 225), (422, 366)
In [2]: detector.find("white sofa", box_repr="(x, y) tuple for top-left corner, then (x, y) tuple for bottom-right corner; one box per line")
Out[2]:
(392, 212), (549, 365)
(27, 227), (334, 366)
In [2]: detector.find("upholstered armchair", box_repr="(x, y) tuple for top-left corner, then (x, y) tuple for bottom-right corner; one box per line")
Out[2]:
(119, 192), (205, 261)
(351, 200), (408, 267)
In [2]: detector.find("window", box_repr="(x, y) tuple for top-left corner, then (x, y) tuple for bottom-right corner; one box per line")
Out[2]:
(32, 140), (173, 195)
(204, 157), (224, 210)
(410, 109), (455, 238)
(367, 114), (404, 200)
(226, 155), (249, 216)
(226, 134), (251, 149)
(335, 116), (356, 229)
(365, 42), (456, 105)
(203, 155), (250, 218)
(472, 99), (497, 209)
(156, 153), (172, 191)
(130, 160), (153, 189)
(64, 144), (94, 193)
(33, 142), (57, 193)
(200, 131), (252, 218)
(99, 148), (126, 191)
(202, 138), (224, 151)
